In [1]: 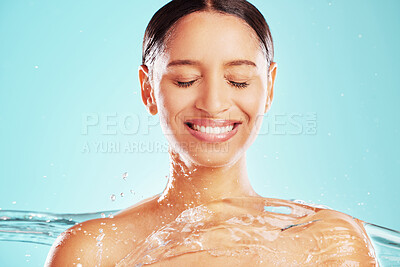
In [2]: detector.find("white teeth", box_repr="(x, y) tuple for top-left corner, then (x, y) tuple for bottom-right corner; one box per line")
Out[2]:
(189, 124), (235, 134)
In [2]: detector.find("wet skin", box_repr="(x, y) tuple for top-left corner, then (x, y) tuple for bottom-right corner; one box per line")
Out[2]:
(46, 195), (377, 266)
(45, 11), (378, 266)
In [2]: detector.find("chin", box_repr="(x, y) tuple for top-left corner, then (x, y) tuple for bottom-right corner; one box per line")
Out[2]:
(181, 145), (243, 168)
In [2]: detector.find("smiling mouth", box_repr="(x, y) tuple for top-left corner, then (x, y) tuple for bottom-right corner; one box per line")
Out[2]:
(183, 118), (242, 143)
(184, 122), (240, 134)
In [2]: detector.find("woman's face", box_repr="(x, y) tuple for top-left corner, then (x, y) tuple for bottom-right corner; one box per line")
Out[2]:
(141, 11), (276, 168)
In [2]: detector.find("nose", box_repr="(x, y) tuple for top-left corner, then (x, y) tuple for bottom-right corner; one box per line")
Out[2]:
(195, 77), (231, 116)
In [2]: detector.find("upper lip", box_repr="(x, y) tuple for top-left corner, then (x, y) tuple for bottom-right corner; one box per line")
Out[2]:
(184, 118), (242, 128)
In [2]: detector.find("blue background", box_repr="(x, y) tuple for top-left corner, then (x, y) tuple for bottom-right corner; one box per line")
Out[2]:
(1, 0), (399, 265)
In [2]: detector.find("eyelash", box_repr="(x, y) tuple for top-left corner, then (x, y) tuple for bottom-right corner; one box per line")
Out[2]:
(228, 81), (249, 89)
(177, 81), (195, 88)
(176, 80), (249, 89)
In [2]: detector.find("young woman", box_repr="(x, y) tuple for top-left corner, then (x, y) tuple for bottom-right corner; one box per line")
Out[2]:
(45, 0), (378, 266)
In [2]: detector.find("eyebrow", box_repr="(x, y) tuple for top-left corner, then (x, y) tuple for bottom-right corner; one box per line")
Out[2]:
(166, 59), (257, 68)
(167, 60), (200, 68)
(224, 60), (257, 68)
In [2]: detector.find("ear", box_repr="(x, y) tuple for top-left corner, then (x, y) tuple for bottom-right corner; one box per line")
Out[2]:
(264, 62), (277, 113)
(139, 65), (158, 115)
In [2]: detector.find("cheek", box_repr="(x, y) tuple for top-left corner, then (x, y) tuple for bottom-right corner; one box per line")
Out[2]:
(238, 86), (267, 120)
(235, 85), (267, 136)
(155, 83), (185, 131)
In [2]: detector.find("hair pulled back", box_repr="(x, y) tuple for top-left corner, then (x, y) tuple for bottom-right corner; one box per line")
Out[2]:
(142, 0), (274, 74)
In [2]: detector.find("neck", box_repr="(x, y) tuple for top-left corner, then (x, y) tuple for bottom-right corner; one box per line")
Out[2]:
(157, 149), (259, 209)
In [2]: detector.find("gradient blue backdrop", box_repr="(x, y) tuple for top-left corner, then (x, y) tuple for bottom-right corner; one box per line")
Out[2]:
(1, 0), (399, 265)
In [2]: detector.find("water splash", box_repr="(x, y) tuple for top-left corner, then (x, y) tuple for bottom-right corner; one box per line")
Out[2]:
(0, 202), (399, 266)
(116, 197), (380, 266)
(0, 209), (117, 246)
(364, 222), (400, 266)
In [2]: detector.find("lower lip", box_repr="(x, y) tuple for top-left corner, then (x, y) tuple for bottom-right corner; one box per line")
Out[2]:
(185, 124), (239, 143)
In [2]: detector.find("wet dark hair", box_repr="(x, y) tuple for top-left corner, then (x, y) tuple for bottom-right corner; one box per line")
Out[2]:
(142, 0), (274, 75)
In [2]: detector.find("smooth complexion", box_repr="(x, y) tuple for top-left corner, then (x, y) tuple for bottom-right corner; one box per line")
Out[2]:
(45, 11), (377, 266)
(140, 11), (277, 208)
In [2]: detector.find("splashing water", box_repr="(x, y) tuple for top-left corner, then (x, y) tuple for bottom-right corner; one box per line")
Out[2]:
(0, 209), (117, 246)
(115, 197), (380, 266)
(0, 200), (399, 266)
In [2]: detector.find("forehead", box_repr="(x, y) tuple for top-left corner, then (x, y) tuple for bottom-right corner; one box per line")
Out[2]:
(161, 11), (264, 65)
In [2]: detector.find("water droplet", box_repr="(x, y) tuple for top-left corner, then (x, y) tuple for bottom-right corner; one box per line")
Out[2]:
(110, 194), (116, 201)
(358, 34), (362, 38)
(25, 254), (31, 257)
(43, 176), (47, 178)
(122, 172), (128, 181)
(34, 66), (38, 69)
(340, 93), (344, 97)
(327, 132), (331, 136)
(12, 201), (16, 205)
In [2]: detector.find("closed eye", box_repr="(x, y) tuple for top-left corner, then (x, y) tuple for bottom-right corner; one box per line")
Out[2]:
(228, 81), (249, 89)
(176, 79), (248, 88)
(177, 80), (196, 88)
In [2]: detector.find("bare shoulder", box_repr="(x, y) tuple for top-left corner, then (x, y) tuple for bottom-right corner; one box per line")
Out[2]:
(45, 195), (161, 267)
(301, 208), (378, 265)
(45, 217), (129, 266)
(310, 209), (374, 243)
